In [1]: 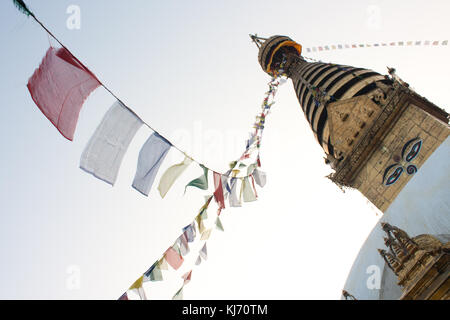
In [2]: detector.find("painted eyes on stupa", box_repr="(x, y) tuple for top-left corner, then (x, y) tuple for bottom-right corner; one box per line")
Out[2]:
(402, 138), (422, 162)
(382, 138), (422, 186)
(383, 165), (403, 186)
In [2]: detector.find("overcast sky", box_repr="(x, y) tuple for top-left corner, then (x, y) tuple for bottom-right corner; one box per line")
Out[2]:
(0, 0), (449, 299)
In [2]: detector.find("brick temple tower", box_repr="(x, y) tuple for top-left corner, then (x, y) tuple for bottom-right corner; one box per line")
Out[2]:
(254, 35), (450, 299)
(254, 35), (449, 212)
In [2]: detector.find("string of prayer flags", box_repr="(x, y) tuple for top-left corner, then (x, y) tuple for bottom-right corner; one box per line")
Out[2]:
(158, 156), (193, 198)
(213, 172), (225, 210)
(185, 164), (209, 193)
(199, 243), (208, 260)
(229, 178), (242, 207)
(241, 177), (257, 202)
(27, 46), (100, 140)
(129, 275), (147, 300)
(305, 39), (449, 53)
(132, 132), (171, 196)
(80, 100), (143, 185)
(182, 270), (192, 285)
(172, 286), (183, 300)
(164, 246), (184, 270)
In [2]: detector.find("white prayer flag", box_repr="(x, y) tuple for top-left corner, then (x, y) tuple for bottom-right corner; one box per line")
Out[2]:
(80, 100), (142, 185)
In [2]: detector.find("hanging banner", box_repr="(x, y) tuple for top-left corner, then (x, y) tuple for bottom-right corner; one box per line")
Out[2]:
(158, 156), (193, 198)
(185, 165), (209, 192)
(80, 100), (143, 185)
(241, 177), (257, 202)
(132, 132), (171, 196)
(229, 178), (242, 207)
(213, 172), (225, 209)
(164, 246), (184, 270)
(27, 46), (100, 140)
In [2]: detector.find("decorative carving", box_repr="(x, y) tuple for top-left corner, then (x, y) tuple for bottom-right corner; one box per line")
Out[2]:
(377, 223), (449, 299)
(342, 290), (357, 300)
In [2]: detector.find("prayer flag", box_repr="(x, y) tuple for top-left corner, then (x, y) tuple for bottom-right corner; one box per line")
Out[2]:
(143, 262), (163, 282)
(253, 169), (267, 188)
(215, 217), (224, 231)
(118, 292), (128, 300)
(213, 172), (225, 209)
(157, 257), (168, 270)
(229, 178), (241, 207)
(158, 156), (192, 198)
(164, 246), (184, 270)
(199, 243), (208, 260)
(172, 287), (183, 300)
(201, 228), (212, 240)
(182, 270), (192, 285)
(183, 222), (196, 242)
(241, 177), (257, 202)
(185, 165), (209, 192)
(195, 255), (202, 266)
(80, 100), (142, 185)
(129, 275), (147, 300)
(27, 47), (100, 140)
(177, 233), (190, 256)
(132, 132), (171, 196)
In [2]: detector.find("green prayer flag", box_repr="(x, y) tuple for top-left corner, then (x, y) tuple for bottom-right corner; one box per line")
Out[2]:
(215, 217), (224, 231)
(185, 165), (208, 192)
(12, 0), (33, 17)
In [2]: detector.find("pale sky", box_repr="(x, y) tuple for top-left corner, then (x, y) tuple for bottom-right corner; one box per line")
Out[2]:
(0, 0), (449, 299)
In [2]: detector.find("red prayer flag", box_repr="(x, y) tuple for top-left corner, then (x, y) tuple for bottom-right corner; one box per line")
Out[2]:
(164, 247), (184, 270)
(213, 172), (225, 209)
(27, 47), (100, 140)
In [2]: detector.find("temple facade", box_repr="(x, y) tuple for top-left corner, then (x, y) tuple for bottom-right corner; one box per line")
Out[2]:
(254, 35), (449, 299)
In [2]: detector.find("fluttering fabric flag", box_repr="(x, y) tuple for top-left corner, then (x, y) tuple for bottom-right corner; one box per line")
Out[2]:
(176, 233), (190, 256)
(172, 286), (183, 300)
(80, 100), (142, 185)
(253, 169), (266, 188)
(183, 222), (196, 242)
(132, 132), (171, 196)
(199, 243), (208, 260)
(195, 213), (206, 234)
(241, 177), (257, 202)
(129, 275), (147, 300)
(157, 257), (168, 270)
(158, 156), (193, 198)
(12, 0), (33, 16)
(213, 172), (225, 210)
(215, 217), (224, 232)
(200, 228), (212, 240)
(164, 246), (184, 270)
(182, 270), (192, 285)
(229, 178), (241, 207)
(118, 292), (128, 300)
(143, 262), (163, 282)
(195, 255), (202, 266)
(27, 46), (101, 140)
(185, 165), (209, 193)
